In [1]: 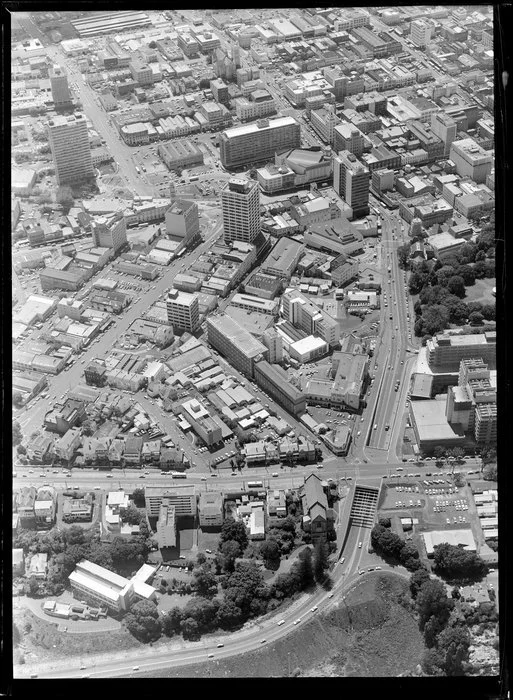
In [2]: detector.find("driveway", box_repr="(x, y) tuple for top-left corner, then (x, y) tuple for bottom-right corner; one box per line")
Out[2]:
(14, 593), (121, 633)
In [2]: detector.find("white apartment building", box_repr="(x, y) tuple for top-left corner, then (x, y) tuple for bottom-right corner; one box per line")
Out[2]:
(166, 290), (200, 332)
(410, 18), (434, 47)
(234, 94), (277, 122)
(91, 212), (127, 254)
(47, 113), (94, 185)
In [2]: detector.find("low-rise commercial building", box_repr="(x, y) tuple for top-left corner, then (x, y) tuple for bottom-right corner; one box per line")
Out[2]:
(181, 398), (223, 447)
(305, 351), (368, 411)
(305, 217), (364, 257)
(261, 237), (304, 281)
(158, 140), (204, 172)
(254, 360), (306, 416)
(198, 491), (224, 528)
(207, 313), (267, 378)
(144, 486), (197, 519)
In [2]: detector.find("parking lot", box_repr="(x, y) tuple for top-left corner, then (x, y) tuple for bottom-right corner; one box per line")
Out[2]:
(381, 476), (475, 527)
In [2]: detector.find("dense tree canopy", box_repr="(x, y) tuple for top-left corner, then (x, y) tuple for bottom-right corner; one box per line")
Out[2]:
(259, 539), (281, 568)
(193, 566), (218, 598)
(432, 543), (488, 581)
(313, 541), (330, 583)
(220, 517), (248, 551)
(124, 600), (161, 642)
(410, 568), (431, 598)
(446, 276), (466, 298)
(415, 579), (454, 631)
(223, 561), (266, 616)
(436, 625), (471, 676)
(217, 540), (241, 573)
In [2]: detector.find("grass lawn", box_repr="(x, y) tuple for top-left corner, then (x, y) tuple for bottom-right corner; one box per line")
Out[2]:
(197, 528), (221, 552)
(156, 592), (193, 612)
(464, 277), (496, 305)
(177, 527), (194, 552)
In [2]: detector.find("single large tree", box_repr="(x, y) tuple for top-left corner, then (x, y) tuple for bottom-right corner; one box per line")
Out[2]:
(409, 567), (431, 598)
(313, 540), (329, 582)
(220, 517), (248, 550)
(124, 600), (161, 643)
(415, 579), (453, 631)
(296, 546), (315, 588)
(259, 539), (281, 568)
(193, 566), (218, 598)
(161, 606), (182, 637)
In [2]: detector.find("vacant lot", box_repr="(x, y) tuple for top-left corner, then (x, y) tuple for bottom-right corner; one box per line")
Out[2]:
(135, 572), (425, 678)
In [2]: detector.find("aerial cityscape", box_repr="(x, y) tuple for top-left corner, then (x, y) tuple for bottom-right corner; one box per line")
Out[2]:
(10, 7), (498, 680)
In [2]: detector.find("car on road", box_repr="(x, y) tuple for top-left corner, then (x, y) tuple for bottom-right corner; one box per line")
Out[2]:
(358, 541), (362, 548)
(277, 620), (285, 626)
(217, 643), (224, 648)
(294, 619), (301, 625)
(207, 654), (214, 659)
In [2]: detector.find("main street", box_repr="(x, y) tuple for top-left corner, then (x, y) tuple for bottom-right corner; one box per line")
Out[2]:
(13, 456), (483, 494)
(348, 204), (418, 466)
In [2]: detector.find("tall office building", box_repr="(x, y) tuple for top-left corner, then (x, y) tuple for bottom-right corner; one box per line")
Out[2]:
(221, 177), (260, 244)
(49, 64), (73, 110)
(47, 113), (94, 186)
(165, 199), (200, 245)
(219, 116), (301, 169)
(410, 18), (434, 47)
(166, 290), (200, 333)
(262, 327), (283, 364)
(430, 112), (458, 157)
(91, 211), (127, 254)
(333, 150), (370, 218)
(231, 42), (241, 68)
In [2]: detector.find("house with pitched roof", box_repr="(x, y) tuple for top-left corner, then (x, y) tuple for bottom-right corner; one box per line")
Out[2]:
(300, 473), (334, 542)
